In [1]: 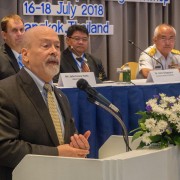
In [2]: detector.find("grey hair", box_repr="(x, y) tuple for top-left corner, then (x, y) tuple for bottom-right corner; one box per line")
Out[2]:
(153, 24), (176, 38)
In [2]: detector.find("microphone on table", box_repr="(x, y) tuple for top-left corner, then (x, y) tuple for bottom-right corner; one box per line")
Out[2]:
(76, 78), (119, 113)
(128, 40), (164, 70)
(76, 78), (131, 152)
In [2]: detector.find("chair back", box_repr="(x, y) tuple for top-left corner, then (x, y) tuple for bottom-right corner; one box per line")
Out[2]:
(119, 62), (139, 81)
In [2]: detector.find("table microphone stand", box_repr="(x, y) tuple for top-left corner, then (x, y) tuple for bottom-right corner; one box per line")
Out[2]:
(88, 97), (131, 152)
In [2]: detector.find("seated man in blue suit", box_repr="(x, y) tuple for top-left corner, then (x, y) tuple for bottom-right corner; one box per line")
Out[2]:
(0, 26), (91, 180)
(53, 24), (107, 83)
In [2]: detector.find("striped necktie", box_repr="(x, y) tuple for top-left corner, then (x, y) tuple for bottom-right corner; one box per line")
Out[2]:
(76, 57), (90, 72)
(18, 54), (24, 69)
(44, 83), (64, 145)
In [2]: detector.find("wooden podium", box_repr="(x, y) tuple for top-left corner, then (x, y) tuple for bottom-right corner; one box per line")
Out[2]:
(13, 136), (180, 180)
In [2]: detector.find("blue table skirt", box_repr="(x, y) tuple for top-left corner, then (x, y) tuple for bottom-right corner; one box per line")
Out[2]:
(61, 83), (180, 158)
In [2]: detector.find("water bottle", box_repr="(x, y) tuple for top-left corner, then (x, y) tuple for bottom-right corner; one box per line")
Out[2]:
(123, 63), (131, 82)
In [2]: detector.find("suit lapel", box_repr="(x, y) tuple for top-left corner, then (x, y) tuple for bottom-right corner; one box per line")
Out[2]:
(3, 44), (20, 72)
(17, 69), (59, 146)
(84, 53), (93, 70)
(65, 48), (80, 72)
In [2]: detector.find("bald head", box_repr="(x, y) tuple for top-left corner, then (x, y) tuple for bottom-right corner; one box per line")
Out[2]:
(153, 24), (176, 38)
(23, 26), (58, 49)
(21, 26), (61, 82)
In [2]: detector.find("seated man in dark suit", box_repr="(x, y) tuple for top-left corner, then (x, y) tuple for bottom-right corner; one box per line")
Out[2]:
(0, 14), (24, 80)
(0, 26), (90, 180)
(53, 24), (107, 83)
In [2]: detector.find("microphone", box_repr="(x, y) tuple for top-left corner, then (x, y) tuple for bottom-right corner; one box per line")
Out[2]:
(77, 78), (131, 151)
(76, 79), (119, 113)
(69, 46), (81, 57)
(128, 40), (164, 70)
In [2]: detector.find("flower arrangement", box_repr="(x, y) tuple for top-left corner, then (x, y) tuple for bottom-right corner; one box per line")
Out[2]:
(131, 93), (180, 148)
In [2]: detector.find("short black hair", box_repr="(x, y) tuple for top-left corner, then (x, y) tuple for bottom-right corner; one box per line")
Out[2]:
(66, 24), (89, 37)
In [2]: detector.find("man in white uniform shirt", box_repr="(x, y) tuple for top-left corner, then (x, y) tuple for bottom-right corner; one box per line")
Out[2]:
(137, 24), (180, 78)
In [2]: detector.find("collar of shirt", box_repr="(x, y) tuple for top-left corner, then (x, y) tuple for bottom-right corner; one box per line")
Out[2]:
(24, 67), (53, 100)
(153, 44), (173, 60)
(11, 49), (20, 60)
(152, 45), (175, 69)
(71, 52), (88, 71)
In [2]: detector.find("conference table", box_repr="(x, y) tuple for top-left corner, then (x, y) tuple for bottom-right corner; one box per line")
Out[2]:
(59, 81), (180, 158)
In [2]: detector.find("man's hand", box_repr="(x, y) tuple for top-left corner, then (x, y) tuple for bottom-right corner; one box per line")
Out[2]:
(70, 130), (91, 151)
(57, 144), (89, 158)
(141, 68), (151, 78)
(57, 130), (91, 158)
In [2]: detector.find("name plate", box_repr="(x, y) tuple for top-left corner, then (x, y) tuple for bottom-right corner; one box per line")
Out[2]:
(58, 72), (96, 87)
(146, 69), (180, 83)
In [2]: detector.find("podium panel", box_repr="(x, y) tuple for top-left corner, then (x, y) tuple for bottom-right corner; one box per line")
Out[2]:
(13, 156), (105, 180)
(99, 135), (140, 159)
(13, 136), (180, 180)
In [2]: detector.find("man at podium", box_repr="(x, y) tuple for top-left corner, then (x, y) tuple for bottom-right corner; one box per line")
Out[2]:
(0, 26), (90, 180)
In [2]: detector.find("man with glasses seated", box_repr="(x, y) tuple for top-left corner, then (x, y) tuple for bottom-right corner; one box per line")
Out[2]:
(137, 24), (180, 78)
(53, 24), (107, 83)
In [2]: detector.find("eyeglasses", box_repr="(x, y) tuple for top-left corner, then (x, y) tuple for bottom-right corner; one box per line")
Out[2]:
(69, 36), (88, 42)
(158, 37), (175, 43)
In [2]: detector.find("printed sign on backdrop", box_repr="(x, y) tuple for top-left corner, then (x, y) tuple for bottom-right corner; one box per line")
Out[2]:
(106, 0), (170, 6)
(23, 0), (170, 35)
(23, 1), (114, 35)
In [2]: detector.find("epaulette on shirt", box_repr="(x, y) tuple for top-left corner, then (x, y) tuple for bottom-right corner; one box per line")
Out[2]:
(171, 49), (180, 55)
(147, 47), (156, 57)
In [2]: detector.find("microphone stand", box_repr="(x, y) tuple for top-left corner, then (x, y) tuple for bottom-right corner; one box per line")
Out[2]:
(88, 96), (131, 152)
(68, 46), (81, 57)
(128, 40), (164, 70)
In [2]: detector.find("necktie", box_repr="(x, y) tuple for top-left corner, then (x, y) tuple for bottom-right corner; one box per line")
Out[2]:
(18, 54), (24, 69)
(44, 83), (64, 145)
(76, 57), (90, 72)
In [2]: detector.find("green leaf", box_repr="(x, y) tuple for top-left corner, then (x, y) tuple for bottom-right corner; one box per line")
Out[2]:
(164, 135), (173, 144)
(137, 141), (146, 149)
(166, 129), (172, 135)
(129, 127), (141, 134)
(136, 111), (146, 116)
(149, 135), (161, 142)
(139, 123), (146, 131)
(160, 138), (169, 148)
(160, 143), (168, 148)
(173, 136), (180, 145)
(132, 131), (143, 142)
